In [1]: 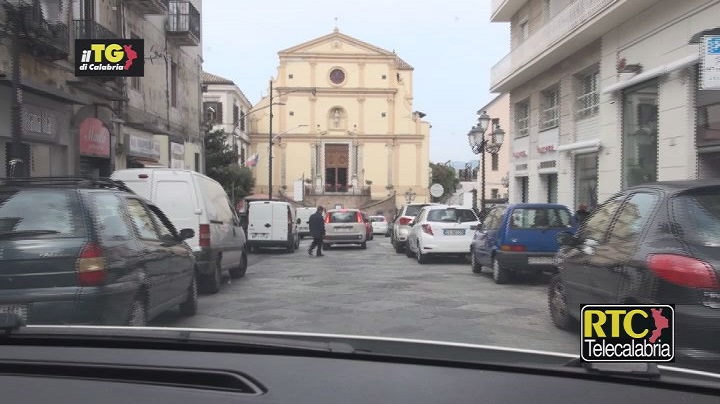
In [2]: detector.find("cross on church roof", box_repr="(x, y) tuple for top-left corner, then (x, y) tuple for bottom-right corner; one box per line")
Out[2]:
(334, 17), (339, 32)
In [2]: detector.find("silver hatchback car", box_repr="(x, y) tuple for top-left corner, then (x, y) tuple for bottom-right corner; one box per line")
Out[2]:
(323, 209), (368, 249)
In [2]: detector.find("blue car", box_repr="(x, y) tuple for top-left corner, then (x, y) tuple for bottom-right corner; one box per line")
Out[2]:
(470, 203), (578, 284)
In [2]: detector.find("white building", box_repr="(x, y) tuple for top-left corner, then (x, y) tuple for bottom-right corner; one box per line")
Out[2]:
(490, 0), (720, 209)
(202, 72), (252, 166)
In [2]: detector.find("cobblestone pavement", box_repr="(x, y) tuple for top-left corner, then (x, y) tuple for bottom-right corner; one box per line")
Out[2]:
(155, 237), (579, 355)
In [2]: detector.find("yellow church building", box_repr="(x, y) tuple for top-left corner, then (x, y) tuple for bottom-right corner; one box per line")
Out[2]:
(247, 29), (431, 210)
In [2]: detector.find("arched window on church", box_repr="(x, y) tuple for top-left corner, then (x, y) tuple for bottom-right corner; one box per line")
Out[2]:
(328, 107), (347, 130)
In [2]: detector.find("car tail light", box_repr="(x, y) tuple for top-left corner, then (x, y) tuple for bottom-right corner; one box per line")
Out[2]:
(500, 245), (526, 252)
(199, 224), (211, 247)
(77, 242), (106, 286)
(421, 224), (434, 235)
(398, 216), (413, 226)
(647, 254), (720, 289)
(325, 214), (331, 223)
(356, 212), (363, 223)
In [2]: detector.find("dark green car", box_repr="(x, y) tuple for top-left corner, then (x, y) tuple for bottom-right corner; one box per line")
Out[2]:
(0, 177), (199, 326)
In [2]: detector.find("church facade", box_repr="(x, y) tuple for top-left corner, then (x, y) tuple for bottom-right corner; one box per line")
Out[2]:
(247, 29), (431, 208)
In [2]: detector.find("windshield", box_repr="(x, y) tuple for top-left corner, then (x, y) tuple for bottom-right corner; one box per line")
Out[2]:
(0, 189), (85, 237)
(1, 0), (717, 383)
(510, 208), (572, 229)
(427, 208), (478, 223)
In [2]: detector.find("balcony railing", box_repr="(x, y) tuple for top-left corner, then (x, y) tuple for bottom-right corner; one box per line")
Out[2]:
(491, 0), (617, 88)
(166, 1), (200, 46)
(126, 0), (169, 15)
(73, 19), (117, 40)
(304, 185), (371, 196)
(4, 0), (70, 61)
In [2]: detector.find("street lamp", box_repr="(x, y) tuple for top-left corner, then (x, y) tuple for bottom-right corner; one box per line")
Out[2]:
(267, 80), (317, 200)
(467, 110), (505, 213)
(405, 188), (416, 204)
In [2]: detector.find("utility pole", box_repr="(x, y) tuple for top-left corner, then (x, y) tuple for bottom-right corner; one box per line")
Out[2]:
(268, 79), (273, 201)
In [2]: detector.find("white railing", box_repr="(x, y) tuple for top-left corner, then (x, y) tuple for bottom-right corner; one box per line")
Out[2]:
(491, 0), (617, 88)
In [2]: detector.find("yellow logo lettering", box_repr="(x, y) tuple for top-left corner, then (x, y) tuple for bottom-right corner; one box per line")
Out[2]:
(90, 44), (106, 62)
(623, 309), (649, 338)
(105, 44), (124, 63)
(583, 310), (606, 338)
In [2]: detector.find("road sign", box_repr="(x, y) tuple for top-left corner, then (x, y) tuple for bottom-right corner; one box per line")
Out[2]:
(430, 183), (444, 198)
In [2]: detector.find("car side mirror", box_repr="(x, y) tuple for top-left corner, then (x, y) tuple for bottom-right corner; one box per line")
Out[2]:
(557, 231), (579, 246)
(179, 228), (195, 240)
(296, 218), (302, 224)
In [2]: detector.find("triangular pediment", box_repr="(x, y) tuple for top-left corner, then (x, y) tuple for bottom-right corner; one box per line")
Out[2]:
(279, 30), (395, 57)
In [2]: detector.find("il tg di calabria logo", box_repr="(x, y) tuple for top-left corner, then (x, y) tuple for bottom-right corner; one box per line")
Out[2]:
(75, 39), (144, 77)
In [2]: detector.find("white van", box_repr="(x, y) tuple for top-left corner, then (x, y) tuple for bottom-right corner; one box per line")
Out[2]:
(247, 201), (300, 252)
(296, 207), (316, 238)
(111, 168), (247, 294)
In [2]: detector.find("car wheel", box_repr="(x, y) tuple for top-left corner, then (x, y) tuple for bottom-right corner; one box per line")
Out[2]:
(361, 242), (367, 249)
(405, 242), (414, 257)
(229, 251), (247, 279)
(492, 257), (510, 284)
(416, 242), (428, 264)
(470, 250), (482, 274)
(179, 272), (198, 316)
(286, 236), (295, 253)
(548, 275), (575, 330)
(126, 297), (147, 326)
(199, 258), (222, 294)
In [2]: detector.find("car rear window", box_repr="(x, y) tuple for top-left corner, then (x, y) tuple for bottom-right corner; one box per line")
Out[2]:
(509, 208), (572, 229)
(370, 216), (386, 222)
(671, 191), (720, 247)
(329, 211), (360, 223)
(404, 204), (429, 217)
(0, 189), (85, 237)
(427, 208), (478, 223)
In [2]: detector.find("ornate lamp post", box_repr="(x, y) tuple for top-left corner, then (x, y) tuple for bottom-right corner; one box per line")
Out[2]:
(467, 110), (505, 213)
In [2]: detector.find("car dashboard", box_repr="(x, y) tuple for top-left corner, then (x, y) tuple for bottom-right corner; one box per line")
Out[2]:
(1, 343), (719, 404)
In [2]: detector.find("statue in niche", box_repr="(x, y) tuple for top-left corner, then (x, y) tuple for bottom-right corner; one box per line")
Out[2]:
(329, 108), (345, 129)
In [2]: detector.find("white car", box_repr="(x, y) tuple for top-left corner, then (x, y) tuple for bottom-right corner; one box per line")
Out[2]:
(405, 205), (480, 264)
(369, 215), (389, 235)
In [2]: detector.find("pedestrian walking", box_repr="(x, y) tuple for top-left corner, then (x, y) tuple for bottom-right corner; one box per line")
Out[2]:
(575, 204), (590, 225)
(308, 206), (326, 257)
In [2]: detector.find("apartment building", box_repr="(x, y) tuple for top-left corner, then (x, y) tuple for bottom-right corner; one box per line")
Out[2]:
(0, 0), (203, 177)
(202, 72), (252, 166)
(490, 0), (720, 209)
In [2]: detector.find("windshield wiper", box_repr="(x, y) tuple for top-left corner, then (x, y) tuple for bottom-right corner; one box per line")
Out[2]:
(0, 230), (60, 239)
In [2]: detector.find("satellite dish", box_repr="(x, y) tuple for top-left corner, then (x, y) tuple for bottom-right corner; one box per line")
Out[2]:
(430, 183), (444, 198)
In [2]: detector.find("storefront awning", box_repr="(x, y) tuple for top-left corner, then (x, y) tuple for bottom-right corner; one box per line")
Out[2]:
(556, 139), (601, 154)
(602, 54), (698, 94)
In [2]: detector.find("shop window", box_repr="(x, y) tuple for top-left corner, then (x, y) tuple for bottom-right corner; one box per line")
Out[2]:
(622, 80), (658, 188)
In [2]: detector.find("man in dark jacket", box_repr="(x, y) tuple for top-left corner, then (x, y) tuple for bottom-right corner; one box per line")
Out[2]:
(575, 204), (590, 225)
(307, 206), (326, 257)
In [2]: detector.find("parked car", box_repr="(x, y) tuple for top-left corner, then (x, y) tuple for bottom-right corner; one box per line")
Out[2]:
(323, 209), (368, 249)
(361, 212), (374, 241)
(0, 176), (198, 326)
(405, 205), (480, 264)
(111, 168), (247, 294)
(246, 201), (300, 252)
(296, 207), (316, 239)
(369, 215), (389, 235)
(391, 203), (438, 253)
(548, 180), (720, 373)
(470, 203), (577, 284)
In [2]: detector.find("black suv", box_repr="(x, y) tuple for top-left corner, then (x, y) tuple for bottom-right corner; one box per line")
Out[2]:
(0, 177), (199, 326)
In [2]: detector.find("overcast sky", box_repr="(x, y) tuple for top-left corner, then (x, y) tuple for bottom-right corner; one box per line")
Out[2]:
(201, 0), (510, 163)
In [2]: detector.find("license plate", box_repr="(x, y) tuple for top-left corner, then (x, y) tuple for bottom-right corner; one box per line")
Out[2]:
(444, 229), (466, 236)
(335, 227), (352, 233)
(252, 233), (269, 239)
(0, 304), (28, 321)
(528, 257), (554, 265)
